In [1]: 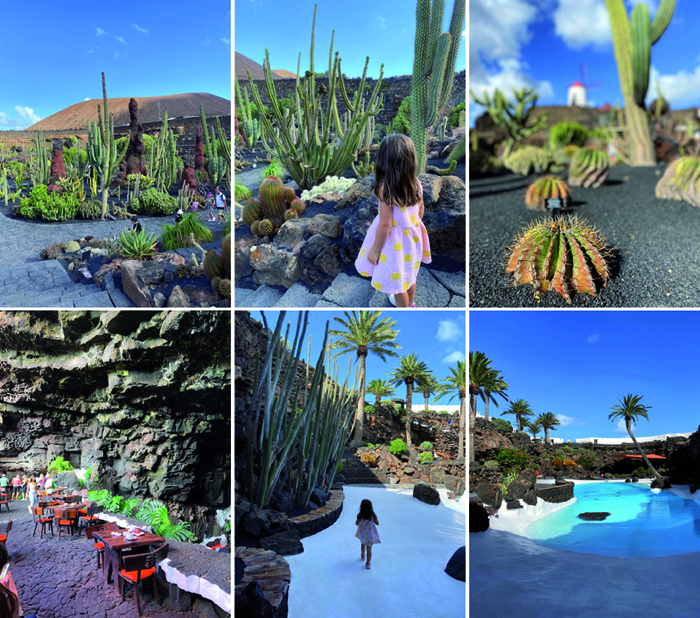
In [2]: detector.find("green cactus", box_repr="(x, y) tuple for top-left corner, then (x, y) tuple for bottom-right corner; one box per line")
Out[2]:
(259, 175), (286, 221)
(605, 0), (675, 166)
(218, 279), (231, 299)
(222, 234), (231, 278)
(503, 146), (553, 176)
(32, 131), (50, 187)
(655, 156), (700, 206)
(257, 219), (274, 236)
(85, 73), (129, 219)
(506, 215), (611, 304)
(283, 186), (296, 204)
(251, 220), (261, 235)
(284, 209), (299, 221)
(234, 77), (263, 148)
(525, 175), (572, 212)
(568, 148), (610, 188)
(290, 197), (306, 215)
(470, 87), (548, 158)
(203, 250), (224, 281)
(412, 0), (466, 174)
(245, 5), (385, 189)
(445, 134), (465, 165)
(146, 112), (178, 191)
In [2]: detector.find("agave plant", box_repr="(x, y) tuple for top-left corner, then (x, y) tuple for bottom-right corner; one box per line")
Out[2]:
(118, 228), (158, 259)
(506, 215), (611, 303)
(568, 147), (610, 188)
(525, 175), (572, 212)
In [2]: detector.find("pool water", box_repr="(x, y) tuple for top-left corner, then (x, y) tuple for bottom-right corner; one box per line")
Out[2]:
(526, 482), (700, 557)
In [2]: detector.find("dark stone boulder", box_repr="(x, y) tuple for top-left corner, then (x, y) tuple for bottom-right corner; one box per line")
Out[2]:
(413, 482), (440, 505)
(309, 487), (328, 508)
(523, 488), (538, 506)
(651, 477), (672, 490)
(578, 512), (611, 521)
(259, 529), (304, 556)
(505, 469), (537, 500)
(235, 582), (275, 618)
(444, 546), (466, 582)
(241, 505), (270, 537)
(469, 501), (489, 532)
(690, 485), (699, 494)
(506, 499), (523, 510)
(54, 471), (80, 491)
(475, 482), (502, 509)
(444, 474), (465, 497)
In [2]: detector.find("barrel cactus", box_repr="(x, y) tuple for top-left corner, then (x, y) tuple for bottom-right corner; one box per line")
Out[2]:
(525, 175), (572, 212)
(258, 219), (274, 236)
(506, 215), (611, 303)
(283, 186), (296, 204)
(241, 198), (262, 227)
(656, 156), (700, 206)
(201, 234), (231, 298)
(259, 175), (286, 220)
(568, 148), (610, 188)
(284, 209), (299, 221)
(290, 197), (306, 215)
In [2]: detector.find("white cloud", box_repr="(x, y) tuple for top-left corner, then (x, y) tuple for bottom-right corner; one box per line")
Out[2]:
(14, 106), (40, 124)
(651, 64), (700, 107)
(115, 36), (126, 44)
(377, 16), (387, 30)
(132, 24), (148, 34)
(442, 350), (464, 364)
(552, 0), (611, 49)
(0, 112), (10, 126)
(587, 333), (600, 344)
(95, 27), (107, 36)
(221, 37), (231, 45)
(557, 413), (583, 427)
(436, 319), (461, 343)
(614, 418), (628, 434)
(84, 98), (91, 101)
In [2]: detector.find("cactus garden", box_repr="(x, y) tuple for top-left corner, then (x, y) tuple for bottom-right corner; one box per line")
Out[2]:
(469, 0), (700, 307)
(235, 0), (466, 308)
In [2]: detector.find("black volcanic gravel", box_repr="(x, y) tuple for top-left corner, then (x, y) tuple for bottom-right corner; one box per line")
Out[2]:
(470, 163), (700, 307)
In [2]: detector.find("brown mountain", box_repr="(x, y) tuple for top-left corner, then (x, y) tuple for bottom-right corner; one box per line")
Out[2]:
(28, 93), (231, 131)
(235, 52), (285, 80)
(273, 70), (298, 79)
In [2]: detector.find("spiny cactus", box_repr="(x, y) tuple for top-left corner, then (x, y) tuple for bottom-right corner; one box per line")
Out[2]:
(412, 0), (466, 173)
(656, 156), (700, 206)
(218, 278), (231, 299)
(503, 146), (553, 176)
(506, 215), (611, 303)
(258, 219), (274, 236)
(203, 250), (224, 281)
(606, 0), (675, 166)
(568, 148), (610, 188)
(290, 197), (306, 215)
(283, 186), (296, 204)
(251, 220), (261, 235)
(259, 175), (286, 220)
(525, 176), (572, 212)
(284, 209), (299, 221)
(200, 234), (231, 297)
(241, 198), (262, 227)
(470, 87), (548, 159)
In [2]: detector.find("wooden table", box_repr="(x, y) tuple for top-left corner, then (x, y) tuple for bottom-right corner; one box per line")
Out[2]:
(51, 504), (86, 535)
(93, 530), (166, 594)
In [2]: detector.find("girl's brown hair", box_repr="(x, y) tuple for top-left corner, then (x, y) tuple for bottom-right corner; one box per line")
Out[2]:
(374, 134), (421, 208)
(357, 499), (377, 522)
(0, 544), (18, 618)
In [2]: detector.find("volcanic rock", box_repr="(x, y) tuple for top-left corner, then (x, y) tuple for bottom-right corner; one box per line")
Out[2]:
(578, 512), (611, 521)
(412, 482), (440, 505)
(444, 546), (466, 582)
(469, 501), (490, 532)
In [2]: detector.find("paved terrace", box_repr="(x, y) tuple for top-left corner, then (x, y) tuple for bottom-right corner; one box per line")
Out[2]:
(0, 211), (225, 308)
(3, 499), (229, 617)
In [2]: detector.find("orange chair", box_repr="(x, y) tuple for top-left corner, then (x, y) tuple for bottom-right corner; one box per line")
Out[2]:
(57, 509), (78, 541)
(0, 493), (9, 513)
(31, 507), (54, 538)
(78, 506), (101, 537)
(86, 522), (118, 572)
(119, 543), (169, 616)
(0, 520), (12, 545)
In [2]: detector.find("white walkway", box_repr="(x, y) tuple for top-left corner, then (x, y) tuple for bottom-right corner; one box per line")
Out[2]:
(286, 485), (466, 618)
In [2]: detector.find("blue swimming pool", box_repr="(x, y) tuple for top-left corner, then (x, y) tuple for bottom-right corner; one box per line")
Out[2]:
(526, 482), (700, 557)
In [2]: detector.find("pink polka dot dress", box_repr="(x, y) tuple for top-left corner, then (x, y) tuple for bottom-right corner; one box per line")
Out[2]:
(355, 180), (432, 294)
(355, 517), (381, 546)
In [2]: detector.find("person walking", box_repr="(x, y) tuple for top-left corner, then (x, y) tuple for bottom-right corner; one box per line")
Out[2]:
(355, 499), (381, 570)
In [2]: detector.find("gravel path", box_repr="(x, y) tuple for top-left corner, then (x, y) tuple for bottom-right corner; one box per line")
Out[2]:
(4, 499), (225, 617)
(470, 164), (700, 307)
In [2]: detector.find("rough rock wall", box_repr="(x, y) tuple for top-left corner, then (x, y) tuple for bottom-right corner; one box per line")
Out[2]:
(0, 310), (231, 538)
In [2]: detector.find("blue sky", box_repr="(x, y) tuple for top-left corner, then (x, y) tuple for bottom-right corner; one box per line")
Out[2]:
(470, 311), (700, 441)
(252, 310), (465, 404)
(0, 0), (230, 130)
(236, 0), (466, 79)
(471, 0), (698, 125)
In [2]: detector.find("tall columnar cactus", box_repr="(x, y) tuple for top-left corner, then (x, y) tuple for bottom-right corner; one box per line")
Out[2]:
(470, 88), (548, 158)
(506, 215), (611, 303)
(234, 76), (262, 148)
(246, 4), (385, 190)
(605, 0), (675, 166)
(146, 112), (178, 191)
(86, 73), (129, 219)
(31, 131), (50, 187)
(568, 148), (611, 188)
(412, 0), (466, 174)
(246, 311), (357, 509)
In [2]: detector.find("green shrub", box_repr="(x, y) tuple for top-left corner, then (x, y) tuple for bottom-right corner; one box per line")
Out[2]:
(115, 134), (155, 158)
(589, 127), (611, 145)
(419, 441), (434, 451)
(336, 461), (344, 474)
(438, 409), (450, 415)
(118, 228), (158, 259)
(491, 418), (513, 435)
(391, 96), (411, 135)
(63, 136), (79, 148)
(238, 101), (271, 122)
(19, 184), (48, 219)
(552, 456), (562, 469)
(549, 121), (589, 149)
(78, 199), (102, 220)
(234, 182), (252, 202)
(502, 471), (517, 493)
(362, 442), (381, 448)
(361, 452), (377, 466)
(131, 188), (178, 216)
(494, 449), (530, 474)
(63, 147), (87, 168)
(135, 499), (194, 541)
(262, 158), (286, 179)
(47, 456), (73, 474)
(364, 404), (375, 415)
(19, 185), (79, 221)
(160, 212), (213, 251)
(448, 102), (466, 127)
(482, 460), (500, 468)
(418, 451), (433, 464)
(578, 454), (595, 470)
(503, 145), (553, 175)
(277, 98), (296, 116)
(388, 438), (408, 457)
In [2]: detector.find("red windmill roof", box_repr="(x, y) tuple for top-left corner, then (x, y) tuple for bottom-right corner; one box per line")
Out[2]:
(570, 81), (585, 87)
(600, 103), (613, 111)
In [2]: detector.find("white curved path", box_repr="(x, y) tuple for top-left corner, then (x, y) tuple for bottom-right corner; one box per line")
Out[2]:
(286, 485), (466, 618)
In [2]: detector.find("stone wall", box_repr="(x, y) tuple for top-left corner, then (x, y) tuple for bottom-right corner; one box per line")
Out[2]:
(0, 310), (231, 539)
(288, 489), (344, 539)
(245, 71), (466, 127)
(536, 483), (575, 503)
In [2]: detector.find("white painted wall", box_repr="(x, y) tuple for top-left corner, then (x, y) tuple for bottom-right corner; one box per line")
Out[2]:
(575, 432), (693, 445)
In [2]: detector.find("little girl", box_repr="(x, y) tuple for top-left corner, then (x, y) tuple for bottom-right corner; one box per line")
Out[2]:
(355, 499), (380, 570)
(355, 134), (432, 307)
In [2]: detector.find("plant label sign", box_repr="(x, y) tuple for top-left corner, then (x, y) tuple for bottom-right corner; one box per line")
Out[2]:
(545, 197), (563, 210)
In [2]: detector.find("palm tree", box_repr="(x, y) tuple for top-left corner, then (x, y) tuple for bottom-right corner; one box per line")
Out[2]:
(389, 353), (430, 446)
(483, 368), (509, 421)
(416, 373), (441, 411)
(524, 419), (542, 440)
(469, 351), (501, 463)
(537, 412), (561, 444)
(501, 399), (533, 432)
(330, 311), (401, 449)
(437, 359), (466, 459)
(366, 379), (394, 405)
(608, 394), (663, 483)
